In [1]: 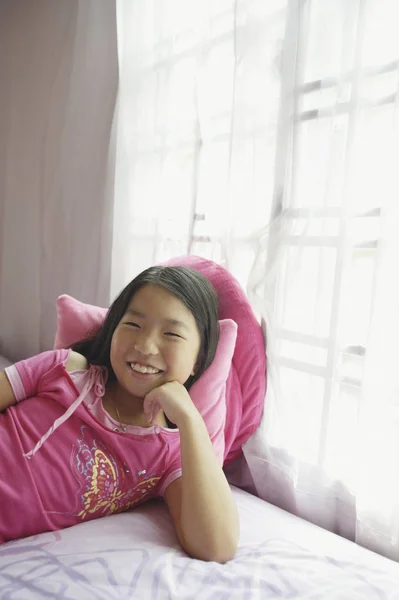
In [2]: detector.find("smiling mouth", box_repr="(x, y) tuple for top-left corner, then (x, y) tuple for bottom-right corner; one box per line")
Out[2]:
(128, 362), (164, 375)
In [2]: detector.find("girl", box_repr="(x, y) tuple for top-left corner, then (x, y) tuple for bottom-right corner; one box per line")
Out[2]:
(0, 266), (239, 563)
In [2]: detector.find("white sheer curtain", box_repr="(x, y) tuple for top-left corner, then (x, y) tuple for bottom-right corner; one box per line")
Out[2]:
(113, 0), (399, 560)
(112, 0), (284, 295)
(0, 0), (118, 362)
(245, 0), (399, 560)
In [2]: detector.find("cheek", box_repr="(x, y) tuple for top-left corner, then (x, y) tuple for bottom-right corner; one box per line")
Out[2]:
(165, 347), (198, 383)
(181, 344), (201, 378)
(109, 338), (118, 372)
(110, 331), (126, 366)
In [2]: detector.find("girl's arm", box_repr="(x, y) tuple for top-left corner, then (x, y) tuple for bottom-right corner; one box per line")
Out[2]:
(0, 371), (16, 412)
(0, 350), (87, 413)
(145, 381), (239, 563)
(164, 412), (239, 563)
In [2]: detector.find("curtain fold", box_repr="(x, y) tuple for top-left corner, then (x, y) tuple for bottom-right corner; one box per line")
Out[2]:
(244, 0), (399, 561)
(0, 0), (118, 361)
(111, 0), (285, 296)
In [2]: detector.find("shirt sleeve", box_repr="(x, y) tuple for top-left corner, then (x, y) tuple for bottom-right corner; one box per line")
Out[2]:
(5, 349), (70, 403)
(157, 434), (182, 497)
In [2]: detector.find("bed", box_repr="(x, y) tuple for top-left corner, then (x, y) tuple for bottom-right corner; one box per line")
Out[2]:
(1, 485), (399, 599)
(1, 335), (399, 600)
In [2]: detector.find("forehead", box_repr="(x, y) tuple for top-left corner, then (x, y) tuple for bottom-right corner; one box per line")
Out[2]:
(127, 284), (197, 328)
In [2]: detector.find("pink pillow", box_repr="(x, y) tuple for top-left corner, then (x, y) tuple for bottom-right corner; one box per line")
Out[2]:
(54, 294), (237, 463)
(187, 319), (237, 463)
(161, 256), (266, 465)
(54, 295), (107, 350)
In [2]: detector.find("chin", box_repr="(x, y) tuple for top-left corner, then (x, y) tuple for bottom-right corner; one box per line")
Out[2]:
(125, 380), (161, 398)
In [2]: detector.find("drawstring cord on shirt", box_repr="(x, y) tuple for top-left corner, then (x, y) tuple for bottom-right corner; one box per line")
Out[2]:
(23, 366), (107, 459)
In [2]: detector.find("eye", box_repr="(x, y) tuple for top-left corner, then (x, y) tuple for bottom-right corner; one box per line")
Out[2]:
(164, 332), (182, 338)
(124, 321), (140, 328)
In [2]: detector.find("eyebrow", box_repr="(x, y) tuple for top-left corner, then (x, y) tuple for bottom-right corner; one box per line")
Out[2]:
(125, 308), (189, 331)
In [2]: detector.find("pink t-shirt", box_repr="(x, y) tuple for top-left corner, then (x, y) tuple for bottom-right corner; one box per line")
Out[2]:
(0, 349), (215, 544)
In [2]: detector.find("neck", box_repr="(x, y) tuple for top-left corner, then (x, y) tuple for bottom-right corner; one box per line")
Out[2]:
(107, 381), (143, 414)
(104, 381), (168, 428)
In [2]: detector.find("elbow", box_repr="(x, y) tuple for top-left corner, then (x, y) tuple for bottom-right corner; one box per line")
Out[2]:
(193, 542), (237, 564)
(176, 504), (240, 563)
(181, 532), (239, 564)
(203, 545), (237, 564)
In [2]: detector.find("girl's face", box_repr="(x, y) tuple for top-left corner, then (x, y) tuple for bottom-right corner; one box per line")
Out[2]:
(110, 284), (202, 400)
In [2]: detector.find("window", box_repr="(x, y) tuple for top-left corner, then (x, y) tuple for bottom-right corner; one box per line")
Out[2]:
(268, 0), (399, 487)
(117, 0), (286, 285)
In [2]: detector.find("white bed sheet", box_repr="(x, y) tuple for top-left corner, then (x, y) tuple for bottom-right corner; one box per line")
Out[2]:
(1, 486), (399, 599)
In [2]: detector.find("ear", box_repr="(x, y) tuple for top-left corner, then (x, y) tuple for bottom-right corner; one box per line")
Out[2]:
(191, 352), (202, 376)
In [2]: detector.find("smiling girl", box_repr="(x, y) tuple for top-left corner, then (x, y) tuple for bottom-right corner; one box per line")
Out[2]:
(0, 267), (239, 562)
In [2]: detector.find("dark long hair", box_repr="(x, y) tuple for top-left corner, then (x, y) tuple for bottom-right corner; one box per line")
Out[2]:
(71, 266), (219, 389)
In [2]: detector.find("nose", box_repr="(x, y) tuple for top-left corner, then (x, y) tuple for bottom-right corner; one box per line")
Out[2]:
(133, 330), (158, 356)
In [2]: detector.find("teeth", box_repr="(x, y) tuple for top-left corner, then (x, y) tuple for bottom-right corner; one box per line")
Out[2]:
(130, 362), (160, 374)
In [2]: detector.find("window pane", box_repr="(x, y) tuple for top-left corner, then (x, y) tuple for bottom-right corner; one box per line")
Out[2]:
(288, 216), (340, 238)
(157, 151), (195, 223)
(359, 70), (399, 105)
(128, 156), (163, 219)
(280, 340), (328, 368)
(302, 0), (359, 83)
(324, 383), (360, 489)
(200, 41), (235, 126)
(278, 246), (337, 338)
(278, 368), (325, 464)
(338, 248), (377, 348)
(291, 115), (348, 209)
(190, 240), (224, 263)
(162, 58), (197, 141)
(196, 141), (229, 228)
(347, 105), (398, 213)
(361, 0), (399, 68)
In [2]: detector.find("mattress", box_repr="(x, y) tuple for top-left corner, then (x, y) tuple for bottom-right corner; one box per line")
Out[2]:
(1, 486), (398, 599)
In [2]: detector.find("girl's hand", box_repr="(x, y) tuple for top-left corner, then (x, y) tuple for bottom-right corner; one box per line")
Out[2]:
(143, 381), (199, 427)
